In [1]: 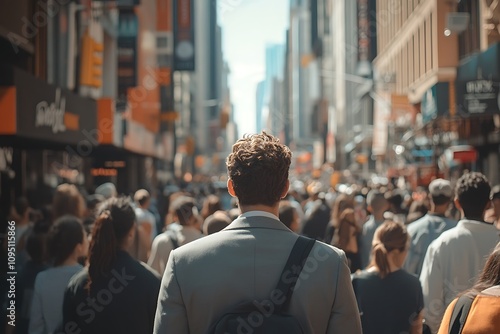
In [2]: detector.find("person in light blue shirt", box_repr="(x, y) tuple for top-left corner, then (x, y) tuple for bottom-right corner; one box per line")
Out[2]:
(404, 179), (457, 276)
(360, 190), (389, 269)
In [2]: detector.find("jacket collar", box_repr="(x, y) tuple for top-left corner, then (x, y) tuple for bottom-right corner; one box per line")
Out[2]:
(224, 215), (291, 232)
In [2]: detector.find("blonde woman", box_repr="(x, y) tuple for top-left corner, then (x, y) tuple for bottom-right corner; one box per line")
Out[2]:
(352, 221), (423, 334)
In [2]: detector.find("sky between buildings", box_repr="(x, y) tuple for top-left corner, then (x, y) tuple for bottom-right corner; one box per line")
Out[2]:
(220, 0), (289, 136)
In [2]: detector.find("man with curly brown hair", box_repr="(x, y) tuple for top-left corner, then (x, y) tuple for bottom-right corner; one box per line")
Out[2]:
(154, 132), (362, 334)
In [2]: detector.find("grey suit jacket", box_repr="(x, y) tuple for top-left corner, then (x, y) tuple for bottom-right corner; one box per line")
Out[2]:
(153, 215), (362, 334)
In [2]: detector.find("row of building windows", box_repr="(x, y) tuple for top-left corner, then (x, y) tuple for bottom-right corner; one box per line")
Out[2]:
(378, 12), (435, 94)
(376, 0), (424, 54)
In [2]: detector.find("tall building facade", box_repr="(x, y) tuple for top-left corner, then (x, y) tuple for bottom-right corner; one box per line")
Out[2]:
(329, 0), (377, 174)
(374, 0), (500, 186)
(0, 0), (232, 224)
(191, 0), (232, 175)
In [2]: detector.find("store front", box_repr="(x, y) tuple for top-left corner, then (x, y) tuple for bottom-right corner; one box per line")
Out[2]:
(93, 101), (170, 196)
(0, 65), (97, 209)
(455, 42), (500, 185)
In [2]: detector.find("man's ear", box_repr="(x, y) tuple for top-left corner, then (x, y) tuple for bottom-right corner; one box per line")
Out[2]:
(454, 197), (462, 212)
(280, 179), (290, 199)
(227, 179), (237, 198)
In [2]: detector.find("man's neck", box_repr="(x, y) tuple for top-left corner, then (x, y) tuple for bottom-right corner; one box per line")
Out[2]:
(430, 203), (448, 215)
(463, 216), (489, 223)
(239, 204), (280, 217)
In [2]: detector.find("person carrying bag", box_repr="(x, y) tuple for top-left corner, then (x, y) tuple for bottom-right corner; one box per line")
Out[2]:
(437, 242), (500, 334)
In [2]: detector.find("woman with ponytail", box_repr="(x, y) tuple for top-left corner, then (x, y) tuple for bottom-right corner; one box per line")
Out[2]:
(351, 221), (424, 334)
(62, 197), (161, 334)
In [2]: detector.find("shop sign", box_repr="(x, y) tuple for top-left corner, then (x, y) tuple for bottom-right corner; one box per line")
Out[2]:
(173, 0), (195, 71)
(35, 88), (69, 134)
(11, 67), (97, 144)
(456, 79), (500, 115)
(455, 42), (500, 116)
(117, 10), (138, 100)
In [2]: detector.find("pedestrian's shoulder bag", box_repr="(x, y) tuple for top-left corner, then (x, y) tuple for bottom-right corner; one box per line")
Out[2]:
(207, 236), (316, 334)
(448, 294), (475, 334)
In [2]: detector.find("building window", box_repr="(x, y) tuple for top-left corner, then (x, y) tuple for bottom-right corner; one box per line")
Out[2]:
(156, 32), (173, 68)
(47, 1), (70, 87)
(420, 24), (425, 78)
(426, 16), (432, 73)
(458, 0), (480, 59)
(430, 12), (434, 70)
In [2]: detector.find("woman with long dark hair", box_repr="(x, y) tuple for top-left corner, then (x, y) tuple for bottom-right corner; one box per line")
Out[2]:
(29, 215), (88, 334)
(352, 221), (423, 334)
(62, 197), (161, 334)
(438, 242), (500, 333)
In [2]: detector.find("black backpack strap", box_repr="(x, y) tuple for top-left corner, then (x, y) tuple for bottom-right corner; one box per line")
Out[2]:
(449, 294), (475, 334)
(166, 230), (179, 249)
(274, 236), (316, 314)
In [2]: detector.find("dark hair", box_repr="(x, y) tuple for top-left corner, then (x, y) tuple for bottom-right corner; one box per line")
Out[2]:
(334, 208), (360, 250)
(367, 190), (387, 213)
(226, 132), (291, 206)
(48, 215), (85, 266)
(201, 195), (222, 219)
(370, 221), (409, 278)
(464, 242), (500, 298)
(431, 194), (451, 206)
(15, 197), (30, 216)
(455, 172), (491, 219)
(203, 211), (231, 235)
(330, 194), (354, 228)
(279, 201), (296, 229)
(25, 219), (51, 264)
(406, 200), (429, 224)
(170, 196), (197, 226)
(86, 194), (105, 211)
(87, 197), (135, 291)
(52, 184), (86, 220)
(385, 191), (403, 209)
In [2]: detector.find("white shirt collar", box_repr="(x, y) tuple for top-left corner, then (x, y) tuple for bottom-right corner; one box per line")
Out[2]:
(240, 210), (280, 221)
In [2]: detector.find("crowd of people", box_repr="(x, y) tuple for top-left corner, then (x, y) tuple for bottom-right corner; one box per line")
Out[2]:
(2, 131), (500, 333)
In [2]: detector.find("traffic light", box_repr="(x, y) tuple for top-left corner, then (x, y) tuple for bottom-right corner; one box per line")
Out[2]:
(80, 30), (103, 88)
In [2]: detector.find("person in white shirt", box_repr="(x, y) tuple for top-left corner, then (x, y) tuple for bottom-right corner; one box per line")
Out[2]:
(420, 172), (500, 333)
(134, 189), (158, 248)
(147, 196), (203, 275)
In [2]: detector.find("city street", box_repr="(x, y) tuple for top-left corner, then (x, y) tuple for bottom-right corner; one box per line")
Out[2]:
(1, 1), (500, 334)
